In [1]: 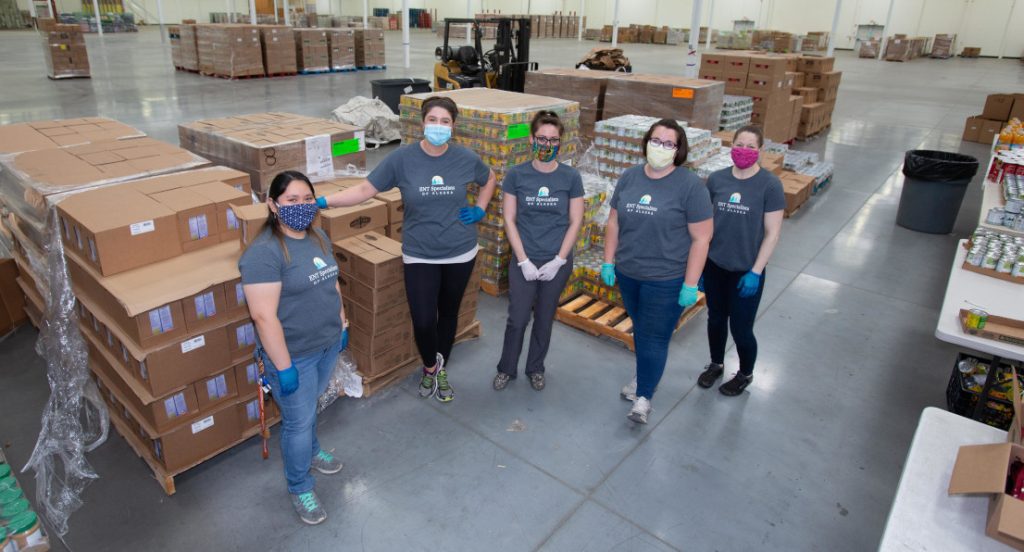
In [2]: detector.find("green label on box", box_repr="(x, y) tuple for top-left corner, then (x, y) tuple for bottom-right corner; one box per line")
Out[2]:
(332, 138), (361, 156)
(507, 124), (530, 140)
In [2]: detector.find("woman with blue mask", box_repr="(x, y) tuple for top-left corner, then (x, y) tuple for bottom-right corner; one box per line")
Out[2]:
(239, 171), (348, 525)
(317, 96), (497, 403)
(603, 119), (714, 424)
(493, 110), (584, 392)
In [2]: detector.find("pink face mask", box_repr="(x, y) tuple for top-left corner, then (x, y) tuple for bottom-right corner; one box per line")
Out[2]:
(731, 147), (760, 169)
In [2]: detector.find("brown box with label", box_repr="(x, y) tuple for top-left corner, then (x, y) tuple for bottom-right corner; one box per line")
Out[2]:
(231, 203), (269, 247)
(345, 298), (410, 337)
(238, 395), (280, 433)
(794, 87), (818, 104)
(153, 397), (243, 472)
(699, 53), (750, 77)
(385, 223), (403, 241)
(338, 270), (405, 312)
(126, 166), (252, 196)
(182, 284), (228, 332)
(963, 116), (983, 142)
(602, 75), (725, 132)
(188, 182), (252, 244)
(227, 318), (257, 363)
(983, 94), (1015, 122)
(354, 28), (386, 67)
(980, 119), (1004, 145)
(259, 25), (298, 75)
(197, 24), (264, 78)
(150, 187), (221, 253)
(193, 367), (239, 411)
(320, 198), (388, 241)
(747, 55), (789, 78)
(745, 73), (794, 95)
(326, 29), (356, 70)
(349, 338), (417, 379)
(224, 278), (248, 317)
(797, 56), (834, 74)
(348, 319), (412, 358)
(294, 28), (330, 72)
(234, 359), (261, 399)
(333, 232), (404, 288)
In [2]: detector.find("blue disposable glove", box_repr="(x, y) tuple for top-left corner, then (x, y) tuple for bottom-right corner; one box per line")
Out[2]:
(678, 284), (700, 308)
(737, 271), (761, 298)
(277, 365), (299, 396)
(698, 276), (705, 292)
(459, 206), (485, 225)
(340, 327), (349, 351)
(601, 263), (616, 286)
(316, 196), (328, 209)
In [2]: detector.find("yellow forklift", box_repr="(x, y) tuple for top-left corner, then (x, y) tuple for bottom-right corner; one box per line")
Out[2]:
(433, 17), (537, 92)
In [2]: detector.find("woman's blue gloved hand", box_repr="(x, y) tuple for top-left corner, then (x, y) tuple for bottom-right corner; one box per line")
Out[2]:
(678, 284), (700, 308)
(277, 366), (299, 396)
(737, 271), (761, 298)
(340, 327), (349, 351)
(601, 263), (616, 286)
(315, 196), (328, 209)
(458, 206), (485, 225)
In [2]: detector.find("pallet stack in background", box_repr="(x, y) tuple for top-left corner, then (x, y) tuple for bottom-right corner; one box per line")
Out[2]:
(196, 24), (264, 78)
(797, 56), (840, 139)
(41, 22), (90, 79)
(398, 88), (582, 295)
(294, 28), (331, 73)
(177, 112), (366, 198)
(260, 25), (298, 75)
(883, 35), (931, 62)
(327, 28), (356, 71)
(354, 28), (386, 68)
(963, 93), (1024, 145)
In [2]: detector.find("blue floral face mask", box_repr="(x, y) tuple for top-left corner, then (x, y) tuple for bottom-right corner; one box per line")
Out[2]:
(275, 202), (319, 231)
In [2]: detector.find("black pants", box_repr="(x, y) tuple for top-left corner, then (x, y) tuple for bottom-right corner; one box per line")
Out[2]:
(703, 259), (766, 376)
(496, 254), (574, 377)
(403, 259), (476, 367)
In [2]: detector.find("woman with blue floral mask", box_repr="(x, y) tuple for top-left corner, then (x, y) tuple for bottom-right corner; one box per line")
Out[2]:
(317, 96), (497, 403)
(493, 110), (584, 392)
(239, 170), (348, 526)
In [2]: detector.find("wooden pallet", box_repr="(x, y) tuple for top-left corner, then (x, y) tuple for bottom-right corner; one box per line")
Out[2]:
(266, 71), (297, 78)
(555, 292), (705, 351)
(357, 65), (387, 71)
(360, 320), (482, 397)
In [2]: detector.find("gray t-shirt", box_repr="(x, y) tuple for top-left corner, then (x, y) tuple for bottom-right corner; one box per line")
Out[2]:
(369, 143), (491, 259)
(610, 166), (713, 281)
(706, 167), (786, 272)
(503, 161), (584, 263)
(238, 227), (342, 358)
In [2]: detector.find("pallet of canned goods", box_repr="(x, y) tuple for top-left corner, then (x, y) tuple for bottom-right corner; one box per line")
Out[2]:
(964, 227), (1024, 283)
(592, 115), (719, 183)
(719, 95), (753, 132)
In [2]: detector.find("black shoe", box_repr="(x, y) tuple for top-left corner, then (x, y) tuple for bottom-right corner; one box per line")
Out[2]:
(528, 372), (545, 391)
(719, 373), (752, 396)
(697, 363), (724, 388)
(493, 372), (513, 391)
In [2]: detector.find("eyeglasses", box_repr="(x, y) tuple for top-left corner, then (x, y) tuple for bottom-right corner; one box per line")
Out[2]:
(535, 136), (560, 146)
(650, 138), (678, 150)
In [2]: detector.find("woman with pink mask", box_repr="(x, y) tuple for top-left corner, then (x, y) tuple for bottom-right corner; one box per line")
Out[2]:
(697, 125), (784, 396)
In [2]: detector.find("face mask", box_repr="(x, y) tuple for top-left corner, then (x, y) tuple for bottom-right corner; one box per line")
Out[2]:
(646, 145), (676, 169)
(424, 124), (452, 146)
(275, 202), (319, 232)
(533, 142), (559, 162)
(731, 147), (760, 169)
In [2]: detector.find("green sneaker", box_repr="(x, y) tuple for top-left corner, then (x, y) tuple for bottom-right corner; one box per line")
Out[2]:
(433, 353), (454, 403)
(290, 491), (327, 525)
(418, 368), (438, 399)
(311, 449), (343, 475)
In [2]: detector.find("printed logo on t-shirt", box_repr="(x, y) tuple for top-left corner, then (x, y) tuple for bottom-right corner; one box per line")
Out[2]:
(524, 185), (560, 208)
(624, 194), (657, 216)
(729, 192), (742, 204)
(420, 175), (456, 197)
(313, 257), (327, 270)
(538, 186), (550, 198)
(639, 194), (652, 205)
(717, 191), (751, 215)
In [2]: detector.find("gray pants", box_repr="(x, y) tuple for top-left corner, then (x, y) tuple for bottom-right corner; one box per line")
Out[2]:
(496, 254), (574, 376)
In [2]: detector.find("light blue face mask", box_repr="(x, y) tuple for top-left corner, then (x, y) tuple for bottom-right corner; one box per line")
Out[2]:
(424, 124), (452, 146)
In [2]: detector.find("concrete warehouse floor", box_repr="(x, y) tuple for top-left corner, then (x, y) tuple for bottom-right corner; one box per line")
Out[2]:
(0, 27), (1006, 551)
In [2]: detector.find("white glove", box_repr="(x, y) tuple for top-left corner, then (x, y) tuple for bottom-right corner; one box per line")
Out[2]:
(518, 259), (541, 281)
(536, 256), (567, 281)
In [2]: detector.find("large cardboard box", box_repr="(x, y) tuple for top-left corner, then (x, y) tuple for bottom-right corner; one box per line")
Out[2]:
(345, 297), (410, 337)
(354, 28), (386, 67)
(231, 203), (269, 247)
(699, 53), (750, 77)
(320, 198), (388, 241)
(188, 181), (252, 244)
(798, 56), (834, 74)
(338, 269), (405, 313)
(177, 24), (199, 71)
(150, 187), (221, 253)
(294, 28), (330, 72)
(182, 284), (229, 332)
(0, 118), (143, 155)
(980, 119), (1004, 145)
(153, 396), (243, 472)
(259, 25), (298, 75)
(984, 94), (1015, 122)
(333, 232), (404, 288)
(326, 29), (356, 70)
(43, 24), (90, 79)
(376, 188), (404, 223)
(196, 24), (264, 78)
(747, 55), (788, 78)
(602, 75), (725, 132)
(806, 71), (842, 91)
(523, 68), (611, 140)
(794, 87), (818, 104)
(963, 116), (983, 142)
(193, 366), (239, 412)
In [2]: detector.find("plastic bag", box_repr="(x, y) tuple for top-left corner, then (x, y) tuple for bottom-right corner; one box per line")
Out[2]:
(902, 150), (979, 182)
(317, 349), (362, 412)
(330, 96), (401, 146)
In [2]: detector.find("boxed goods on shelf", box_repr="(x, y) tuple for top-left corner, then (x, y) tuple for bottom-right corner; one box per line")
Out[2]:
(197, 24), (264, 78)
(42, 23), (90, 79)
(260, 25), (297, 75)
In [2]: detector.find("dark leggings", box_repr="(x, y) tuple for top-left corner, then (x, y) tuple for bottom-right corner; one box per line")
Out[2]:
(703, 259), (766, 376)
(403, 259), (477, 367)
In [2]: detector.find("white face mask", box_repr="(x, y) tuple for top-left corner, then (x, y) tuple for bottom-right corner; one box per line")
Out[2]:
(646, 145), (675, 169)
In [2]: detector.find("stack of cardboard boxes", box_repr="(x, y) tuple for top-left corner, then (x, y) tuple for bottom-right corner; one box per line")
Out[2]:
(797, 56), (840, 139)
(962, 47), (982, 58)
(196, 24), (264, 78)
(699, 52), (801, 143)
(259, 25), (298, 75)
(177, 24), (200, 71)
(42, 23), (90, 79)
(354, 29), (386, 68)
(177, 112), (366, 197)
(526, 13), (584, 39)
(963, 94), (1024, 145)
(884, 35), (929, 62)
(931, 34), (956, 59)
(326, 29), (356, 71)
(294, 28), (330, 72)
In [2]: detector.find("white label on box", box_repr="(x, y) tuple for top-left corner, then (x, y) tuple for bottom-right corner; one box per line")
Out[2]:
(216, 374), (228, 397)
(139, 360), (148, 381)
(149, 310), (163, 335)
(74, 226), (83, 250)
(226, 208), (239, 230)
(305, 134), (333, 179)
(158, 305), (174, 333)
(189, 215), (209, 240)
(164, 396), (178, 418)
(129, 220), (156, 236)
(181, 335), (206, 354)
(246, 362), (258, 384)
(236, 283), (246, 306)
(246, 400), (258, 422)
(61, 216), (71, 239)
(354, 130), (366, 152)
(88, 237), (97, 262)
(191, 415), (215, 434)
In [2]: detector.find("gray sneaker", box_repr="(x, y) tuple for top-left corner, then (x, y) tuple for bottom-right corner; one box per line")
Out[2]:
(290, 490), (327, 525)
(620, 377), (637, 401)
(628, 397), (651, 424)
(418, 354), (442, 399)
(311, 449), (343, 475)
(528, 372), (545, 391)
(493, 372), (512, 391)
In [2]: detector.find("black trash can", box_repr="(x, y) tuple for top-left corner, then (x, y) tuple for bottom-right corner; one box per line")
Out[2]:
(370, 78), (432, 114)
(896, 150), (979, 234)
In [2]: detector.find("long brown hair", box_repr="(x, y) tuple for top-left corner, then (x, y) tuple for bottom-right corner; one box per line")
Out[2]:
(260, 170), (327, 263)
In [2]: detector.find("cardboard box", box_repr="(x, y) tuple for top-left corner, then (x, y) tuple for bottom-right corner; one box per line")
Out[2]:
(963, 116), (983, 142)
(798, 56), (834, 74)
(333, 232), (404, 288)
(0, 259), (26, 334)
(1009, 94), (1024, 122)
(793, 72), (805, 88)
(806, 71), (842, 91)
(150, 187), (221, 253)
(354, 28), (386, 67)
(344, 297), (409, 337)
(188, 182), (252, 244)
(223, 277), (248, 317)
(348, 319), (413, 356)
(350, 339), (417, 379)
(745, 73), (793, 94)
(320, 198), (388, 241)
(601, 74), (725, 132)
(376, 188), (404, 223)
(125, 166), (252, 196)
(227, 318), (257, 362)
(0, 117), (144, 156)
(962, 47), (982, 58)
(234, 359), (260, 399)
(154, 396), (242, 472)
(193, 367), (238, 411)
(385, 222), (403, 241)
(980, 119), (1004, 145)
(338, 269), (405, 312)
(794, 87), (818, 104)
(326, 29), (356, 70)
(182, 284), (228, 332)
(699, 53), (750, 77)
(196, 24), (264, 78)
(984, 94), (1015, 122)
(238, 395), (279, 433)
(294, 28), (330, 72)
(259, 25), (298, 75)
(231, 203), (269, 247)
(747, 55), (789, 78)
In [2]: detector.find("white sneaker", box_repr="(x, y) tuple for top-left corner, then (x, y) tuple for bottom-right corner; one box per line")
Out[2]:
(620, 377), (637, 401)
(628, 397), (651, 424)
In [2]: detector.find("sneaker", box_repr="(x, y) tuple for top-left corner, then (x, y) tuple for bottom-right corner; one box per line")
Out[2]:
(628, 397), (651, 424)
(620, 377), (637, 401)
(311, 449), (343, 475)
(697, 363), (725, 388)
(719, 373), (753, 396)
(434, 354), (454, 403)
(493, 372), (512, 391)
(418, 353), (444, 399)
(290, 491), (327, 525)
(528, 372), (545, 391)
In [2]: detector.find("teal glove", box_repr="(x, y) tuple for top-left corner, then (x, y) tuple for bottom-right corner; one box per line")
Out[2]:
(340, 327), (349, 351)
(737, 271), (761, 298)
(601, 263), (616, 286)
(277, 366), (299, 396)
(678, 284), (700, 308)
(459, 206), (485, 225)
(316, 196), (328, 209)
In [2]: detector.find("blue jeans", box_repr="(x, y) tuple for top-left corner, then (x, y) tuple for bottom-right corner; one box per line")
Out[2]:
(616, 270), (685, 400)
(259, 337), (343, 495)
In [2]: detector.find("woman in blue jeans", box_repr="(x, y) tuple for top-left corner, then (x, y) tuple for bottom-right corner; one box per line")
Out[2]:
(602, 119), (713, 424)
(239, 171), (349, 525)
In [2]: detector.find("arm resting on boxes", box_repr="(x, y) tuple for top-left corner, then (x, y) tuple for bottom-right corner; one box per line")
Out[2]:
(244, 282), (292, 370)
(751, 210), (783, 275)
(685, 219), (713, 288)
(320, 180), (379, 209)
(560, 197), (585, 260)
